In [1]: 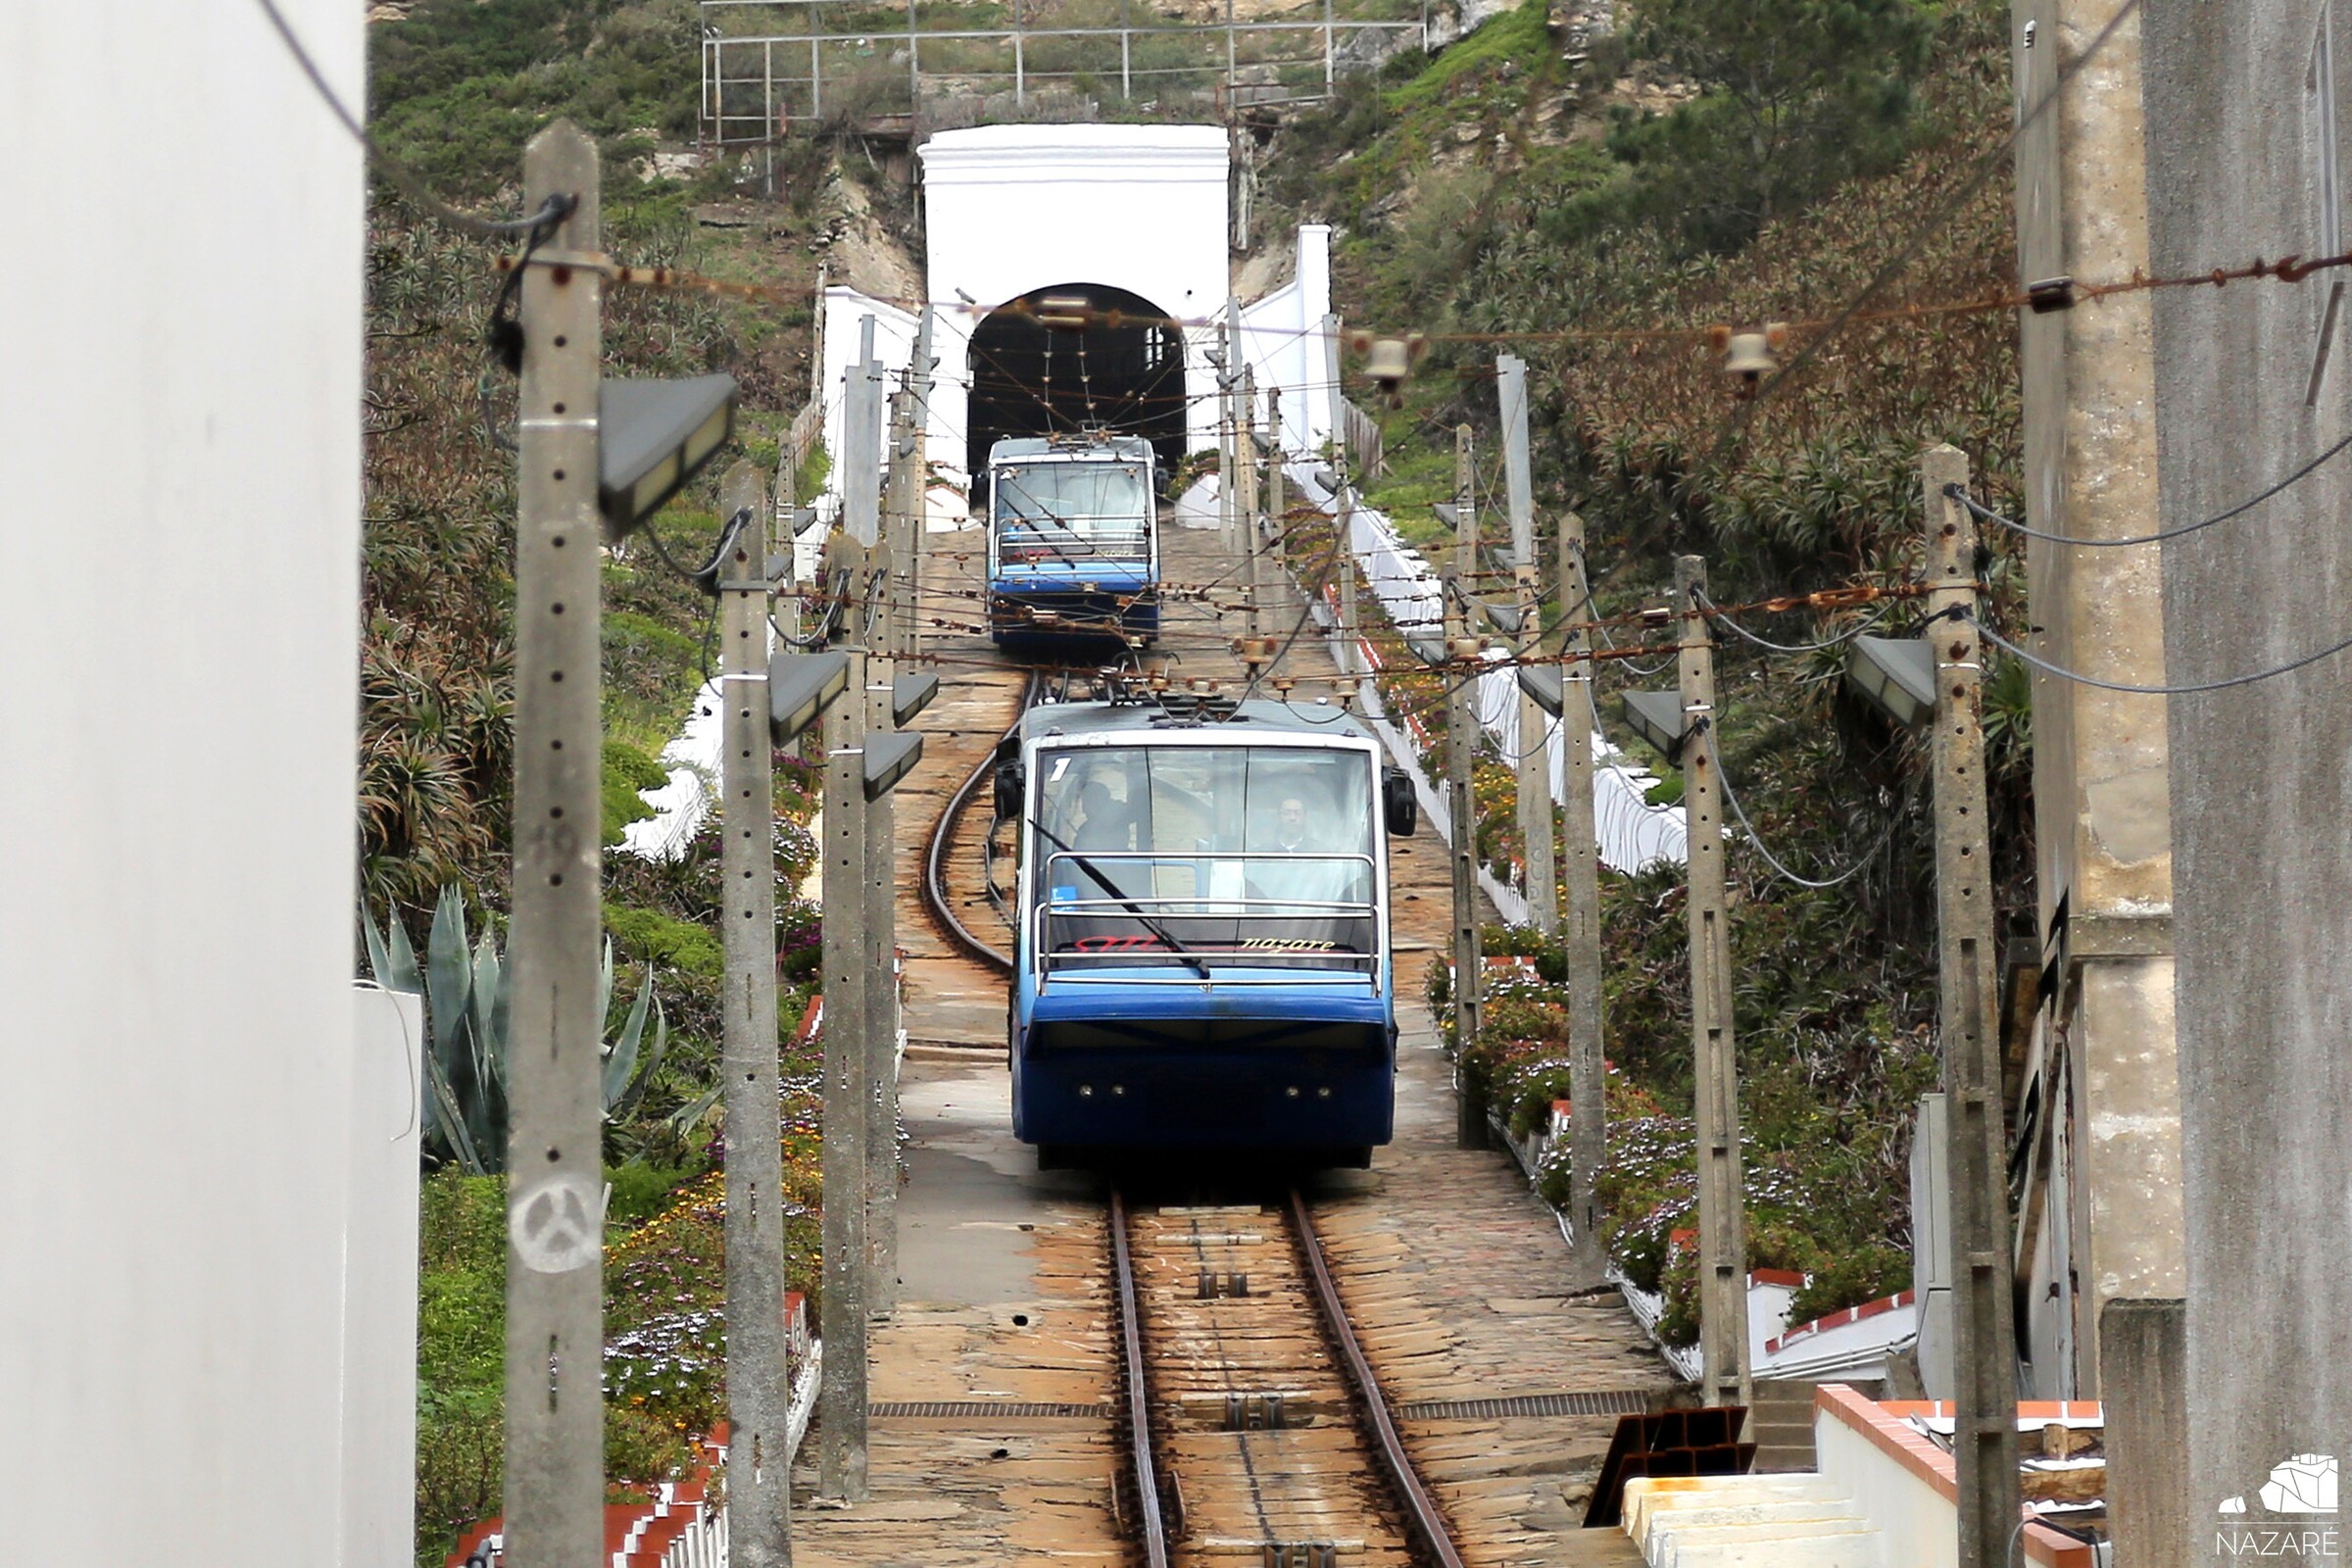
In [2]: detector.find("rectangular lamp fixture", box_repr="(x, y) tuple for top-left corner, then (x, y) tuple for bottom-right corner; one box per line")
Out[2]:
(1620, 688), (1690, 763)
(892, 672), (941, 728)
(864, 731), (925, 800)
(1516, 663), (1564, 719)
(599, 374), (738, 536)
(768, 650), (850, 743)
(1845, 635), (1937, 730)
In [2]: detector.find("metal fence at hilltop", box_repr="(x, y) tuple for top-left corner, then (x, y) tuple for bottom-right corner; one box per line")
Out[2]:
(699, 0), (1428, 138)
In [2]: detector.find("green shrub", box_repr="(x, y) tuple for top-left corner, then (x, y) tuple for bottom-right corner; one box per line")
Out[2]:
(1786, 1241), (1911, 1325)
(607, 903), (725, 979)
(415, 1172), (506, 1566)
(605, 1159), (697, 1227)
(603, 740), (669, 847)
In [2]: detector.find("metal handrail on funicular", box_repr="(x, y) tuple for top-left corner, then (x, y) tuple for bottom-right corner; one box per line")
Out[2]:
(1033, 850), (1385, 993)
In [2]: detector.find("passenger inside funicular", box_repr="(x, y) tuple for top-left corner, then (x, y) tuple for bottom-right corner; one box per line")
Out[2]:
(1036, 746), (1376, 933)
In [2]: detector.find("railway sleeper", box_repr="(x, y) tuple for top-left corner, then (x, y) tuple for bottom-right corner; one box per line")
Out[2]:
(1173, 1389), (1342, 1426)
(1261, 1545), (1341, 1568)
(1227, 1391), (1285, 1430)
(1188, 1539), (1359, 1560)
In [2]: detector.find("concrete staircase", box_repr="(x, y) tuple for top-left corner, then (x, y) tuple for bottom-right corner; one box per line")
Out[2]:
(1622, 1474), (1883, 1567)
(1747, 1379), (1820, 1473)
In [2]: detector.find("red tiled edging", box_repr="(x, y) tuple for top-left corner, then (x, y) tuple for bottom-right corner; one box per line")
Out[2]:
(1766, 1288), (1917, 1354)
(1813, 1385), (2096, 1567)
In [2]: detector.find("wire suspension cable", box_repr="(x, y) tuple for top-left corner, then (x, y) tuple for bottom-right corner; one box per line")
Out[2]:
(1713, 739), (1902, 891)
(1974, 614), (2352, 695)
(1720, 0), (2145, 437)
(1699, 591), (1896, 655)
(251, 0), (578, 240)
(1947, 427), (2352, 546)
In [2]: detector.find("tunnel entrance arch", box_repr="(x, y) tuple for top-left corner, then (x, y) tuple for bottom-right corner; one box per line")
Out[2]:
(965, 283), (1190, 491)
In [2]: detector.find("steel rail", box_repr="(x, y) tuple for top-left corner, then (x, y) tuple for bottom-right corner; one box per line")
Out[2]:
(918, 669), (1038, 975)
(1109, 1190), (1174, 1568)
(1288, 1189), (1467, 1568)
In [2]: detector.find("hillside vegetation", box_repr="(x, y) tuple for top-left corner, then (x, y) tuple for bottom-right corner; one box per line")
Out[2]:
(1258, 0), (2032, 1331)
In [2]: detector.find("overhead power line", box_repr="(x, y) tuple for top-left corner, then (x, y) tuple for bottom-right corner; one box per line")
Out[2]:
(1697, 590), (1895, 655)
(1718, 0), (2147, 441)
(1714, 746), (1904, 891)
(251, 0), (576, 242)
(1973, 613), (2352, 695)
(1947, 426), (2352, 546)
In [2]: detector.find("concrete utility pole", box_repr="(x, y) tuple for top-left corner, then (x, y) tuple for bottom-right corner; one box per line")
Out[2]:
(1240, 365), (1262, 641)
(865, 376), (921, 1315)
(1558, 514), (1606, 1275)
(716, 463), (793, 1565)
(816, 331), (884, 1502)
(1320, 313), (1357, 674)
(1219, 304), (1241, 554)
(1447, 425), (1485, 1152)
(505, 122), (606, 1568)
(1675, 555), (1751, 1413)
(810, 262), (830, 407)
(908, 307), (935, 662)
(1921, 448), (2023, 1566)
(1498, 355), (1556, 935)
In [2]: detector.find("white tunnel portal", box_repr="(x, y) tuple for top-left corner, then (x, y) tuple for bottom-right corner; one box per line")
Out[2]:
(818, 122), (1332, 526)
(964, 281), (1190, 484)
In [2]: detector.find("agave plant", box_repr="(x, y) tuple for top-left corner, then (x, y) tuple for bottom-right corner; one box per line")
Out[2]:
(363, 887), (676, 1175)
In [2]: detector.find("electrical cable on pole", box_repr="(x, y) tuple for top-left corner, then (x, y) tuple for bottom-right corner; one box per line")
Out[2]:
(716, 464), (793, 1566)
(1918, 446), (2023, 1568)
(1944, 427), (2352, 543)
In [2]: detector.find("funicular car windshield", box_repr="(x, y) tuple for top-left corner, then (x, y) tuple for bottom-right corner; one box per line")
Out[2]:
(995, 461), (1152, 564)
(1031, 743), (1377, 979)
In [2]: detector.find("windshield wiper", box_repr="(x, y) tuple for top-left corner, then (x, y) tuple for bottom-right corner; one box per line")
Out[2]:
(1030, 818), (1210, 978)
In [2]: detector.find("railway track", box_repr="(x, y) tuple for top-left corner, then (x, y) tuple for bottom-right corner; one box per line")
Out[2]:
(1109, 1190), (1467, 1568)
(920, 666), (1038, 975)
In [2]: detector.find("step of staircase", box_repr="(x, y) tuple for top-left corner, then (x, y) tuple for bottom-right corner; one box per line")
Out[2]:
(1624, 1473), (1880, 1568)
(1747, 1379), (1821, 1473)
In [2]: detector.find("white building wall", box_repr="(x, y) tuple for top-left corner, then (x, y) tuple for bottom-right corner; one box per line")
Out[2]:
(347, 987), (425, 1568)
(814, 128), (1333, 526)
(1237, 224), (1335, 458)
(918, 124), (1232, 472)
(0, 4), (367, 1562)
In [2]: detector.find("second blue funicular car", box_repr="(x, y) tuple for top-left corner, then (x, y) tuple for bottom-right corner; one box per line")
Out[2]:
(984, 431), (1161, 647)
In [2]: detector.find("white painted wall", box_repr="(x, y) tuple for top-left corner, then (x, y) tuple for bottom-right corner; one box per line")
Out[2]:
(347, 987), (425, 1568)
(1237, 224), (1335, 457)
(1816, 1408), (1959, 1568)
(918, 124), (1232, 470)
(0, 4), (367, 1562)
